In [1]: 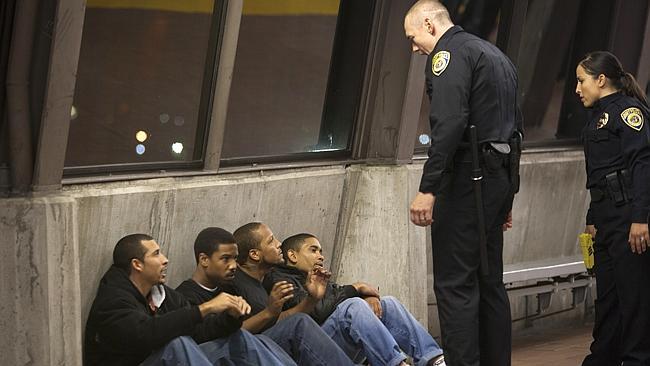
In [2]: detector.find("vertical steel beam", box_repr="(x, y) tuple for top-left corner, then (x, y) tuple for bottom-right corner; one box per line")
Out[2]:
(6, 0), (37, 193)
(32, 0), (86, 191)
(356, 0), (421, 163)
(350, 0), (388, 160)
(203, 0), (243, 171)
(395, 54), (426, 163)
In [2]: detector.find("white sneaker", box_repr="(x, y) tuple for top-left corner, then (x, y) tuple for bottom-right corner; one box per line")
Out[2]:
(431, 355), (446, 366)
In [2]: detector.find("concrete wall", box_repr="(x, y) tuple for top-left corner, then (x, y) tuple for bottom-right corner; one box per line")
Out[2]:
(0, 148), (591, 365)
(70, 168), (348, 324)
(506, 149), (590, 265)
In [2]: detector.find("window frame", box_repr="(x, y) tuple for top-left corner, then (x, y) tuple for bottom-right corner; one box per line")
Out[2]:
(61, 0), (229, 178)
(219, 0), (377, 166)
(51, 0), (385, 184)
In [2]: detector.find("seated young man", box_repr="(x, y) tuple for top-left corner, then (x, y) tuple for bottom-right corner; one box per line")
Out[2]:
(84, 233), (295, 366)
(266, 233), (447, 366)
(177, 226), (354, 366)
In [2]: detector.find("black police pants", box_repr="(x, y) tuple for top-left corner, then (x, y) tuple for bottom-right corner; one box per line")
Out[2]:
(431, 164), (512, 366)
(582, 198), (650, 366)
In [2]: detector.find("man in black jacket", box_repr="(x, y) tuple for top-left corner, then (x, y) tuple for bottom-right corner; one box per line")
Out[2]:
(84, 233), (295, 366)
(177, 226), (355, 366)
(266, 233), (446, 366)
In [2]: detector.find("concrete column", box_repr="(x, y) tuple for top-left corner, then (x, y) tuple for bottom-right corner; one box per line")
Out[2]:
(0, 196), (82, 365)
(333, 165), (429, 325)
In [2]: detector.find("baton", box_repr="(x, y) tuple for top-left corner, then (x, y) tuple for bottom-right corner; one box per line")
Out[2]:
(469, 125), (489, 276)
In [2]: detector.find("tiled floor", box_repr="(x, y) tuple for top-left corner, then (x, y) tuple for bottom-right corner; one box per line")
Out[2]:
(512, 324), (593, 366)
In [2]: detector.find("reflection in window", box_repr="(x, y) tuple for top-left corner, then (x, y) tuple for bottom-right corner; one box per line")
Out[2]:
(66, 0), (218, 168)
(414, 92), (432, 153)
(222, 0), (343, 160)
(443, 0), (500, 42)
(516, 0), (578, 142)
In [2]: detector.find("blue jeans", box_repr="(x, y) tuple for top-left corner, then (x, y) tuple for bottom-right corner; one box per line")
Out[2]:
(140, 330), (296, 366)
(321, 296), (443, 366)
(263, 313), (355, 365)
(140, 336), (212, 366)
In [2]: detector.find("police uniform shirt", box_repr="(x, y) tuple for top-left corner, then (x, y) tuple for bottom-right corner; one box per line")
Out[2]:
(583, 92), (650, 223)
(420, 25), (520, 194)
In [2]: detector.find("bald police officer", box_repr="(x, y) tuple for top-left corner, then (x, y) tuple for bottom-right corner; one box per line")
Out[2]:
(404, 1), (522, 365)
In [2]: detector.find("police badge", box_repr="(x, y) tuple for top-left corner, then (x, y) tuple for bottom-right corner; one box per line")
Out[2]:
(597, 112), (609, 129)
(620, 107), (644, 131)
(432, 51), (450, 76)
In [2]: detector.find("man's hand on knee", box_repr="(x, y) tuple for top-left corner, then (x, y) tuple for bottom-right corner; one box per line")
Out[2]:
(352, 282), (379, 298)
(364, 296), (382, 318)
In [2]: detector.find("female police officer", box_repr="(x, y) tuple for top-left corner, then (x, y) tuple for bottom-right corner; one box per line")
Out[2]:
(576, 51), (650, 366)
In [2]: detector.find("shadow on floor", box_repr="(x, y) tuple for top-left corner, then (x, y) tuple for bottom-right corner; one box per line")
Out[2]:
(512, 323), (593, 366)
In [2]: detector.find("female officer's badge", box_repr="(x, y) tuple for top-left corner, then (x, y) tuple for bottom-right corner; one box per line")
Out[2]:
(620, 107), (644, 131)
(432, 51), (450, 76)
(597, 112), (608, 129)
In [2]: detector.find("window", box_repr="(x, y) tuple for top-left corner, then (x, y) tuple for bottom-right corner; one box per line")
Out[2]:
(415, 0), (613, 148)
(513, 0), (634, 144)
(64, 0), (225, 174)
(515, 0), (580, 143)
(221, 0), (375, 164)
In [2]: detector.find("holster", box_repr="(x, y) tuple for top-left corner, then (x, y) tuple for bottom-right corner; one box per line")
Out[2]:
(604, 170), (632, 205)
(482, 144), (508, 173)
(508, 131), (523, 194)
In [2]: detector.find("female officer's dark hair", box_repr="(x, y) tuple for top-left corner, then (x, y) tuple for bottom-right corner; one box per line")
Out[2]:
(579, 51), (648, 108)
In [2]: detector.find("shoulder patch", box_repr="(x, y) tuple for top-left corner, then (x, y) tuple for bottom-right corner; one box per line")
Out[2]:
(432, 51), (450, 76)
(620, 107), (644, 131)
(597, 112), (609, 129)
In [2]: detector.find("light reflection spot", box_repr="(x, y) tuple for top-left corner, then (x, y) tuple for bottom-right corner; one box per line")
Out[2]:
(160, 113), (170, 124)
(71, 105), (78, 120)
(171, 142), (184, 154)
(135, 130), (148, 142)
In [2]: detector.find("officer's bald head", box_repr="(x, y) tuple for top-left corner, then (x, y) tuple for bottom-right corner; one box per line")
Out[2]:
(405, 0), (452, 28)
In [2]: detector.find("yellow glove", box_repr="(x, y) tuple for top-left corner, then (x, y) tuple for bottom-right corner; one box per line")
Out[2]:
(579, 233), (594, 271)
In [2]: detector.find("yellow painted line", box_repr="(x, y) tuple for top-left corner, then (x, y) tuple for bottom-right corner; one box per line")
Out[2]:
(86, 0), (340, 15)
(86, 0), (214, 13)
(243, 0), (339, 15)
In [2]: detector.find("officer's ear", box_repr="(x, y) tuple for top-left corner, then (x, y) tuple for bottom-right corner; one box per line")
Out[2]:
(424, 17), (434, 35)
(596, 73), (607, 88)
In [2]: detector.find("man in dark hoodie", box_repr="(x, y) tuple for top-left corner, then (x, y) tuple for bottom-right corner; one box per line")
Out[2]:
(177, 226), (355, 366)
(84, 233), (295, 366)
(265, 233), (446, 366)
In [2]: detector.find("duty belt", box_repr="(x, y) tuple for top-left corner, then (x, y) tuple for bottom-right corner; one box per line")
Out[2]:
(454, 143), (509, 173)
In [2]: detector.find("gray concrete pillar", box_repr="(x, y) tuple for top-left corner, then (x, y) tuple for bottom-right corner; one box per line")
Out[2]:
(333, 165), (429, 325)
(0, 196), (82, 365)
